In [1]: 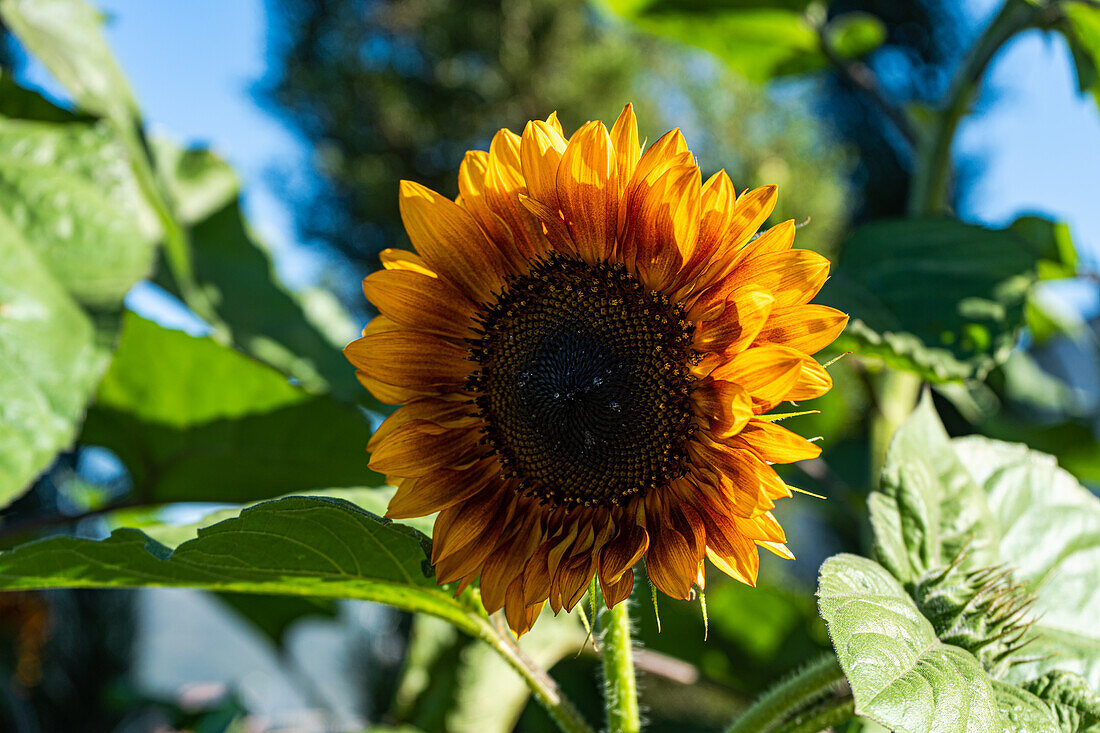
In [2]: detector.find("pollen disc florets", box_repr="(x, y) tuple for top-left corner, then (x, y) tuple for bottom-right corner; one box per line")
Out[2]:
(467, 253), (697, 507)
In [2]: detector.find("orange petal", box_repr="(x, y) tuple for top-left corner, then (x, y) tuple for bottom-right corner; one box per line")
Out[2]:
(368, 422), (482, 477)
(710, 345), (805, 413)
(676, 169), (735, 289)
(344, 330), (470, 391)
(598, 504), (649, 585)
(399, 180), (506, 303)
(385, 455), (502, 519)
(726, 184), (778, 249)
(379, 248), (437, 277)
(610, 103), (641, 196)
(632, 163), (700, 290)
(521, 119), (568, 210)
(755, 304), (849, 355)
(479, 510), (544, 613)
(645, 526), (696, 600)
(600, 568), (635, 607)
(556, 120), (618, 263)
(362, 269), (475, 340)
(458, 150), (519, 264)
(368, 398), (478, 451)
(730, 418), (821, 464)
(788, 355), (833, 401)
(706, 546), (759, 587)
(693, 289), (774, 354)
(692, 377), (753, 439)
(692, 248), (830, 318)
(354, 371), (431, 405)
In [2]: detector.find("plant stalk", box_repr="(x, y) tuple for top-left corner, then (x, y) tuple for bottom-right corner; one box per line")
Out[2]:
(725, 653), (845, 733)
(868, 368), (921, 487)
(908, 0), (1040, 216)
(474, 615), (596, 733)
(602, 598), (642, 733)
(771, 695), (855, 733)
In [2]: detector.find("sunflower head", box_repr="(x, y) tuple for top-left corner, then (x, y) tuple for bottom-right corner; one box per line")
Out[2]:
(344, 105), (847, 635)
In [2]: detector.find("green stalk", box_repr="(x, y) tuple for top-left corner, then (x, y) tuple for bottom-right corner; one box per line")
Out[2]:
(474, 615), (596, 733)
(868, 368), (921, 486)
(908, 0), (1041, 217)
(120, 119), (231, 341)
(771, 696), (855, 733)
(602, 598), (642, 733)
(725, 653), (845, 733)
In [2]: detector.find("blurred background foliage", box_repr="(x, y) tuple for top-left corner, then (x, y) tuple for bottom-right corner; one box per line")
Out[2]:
(0, 0), (1096, 731)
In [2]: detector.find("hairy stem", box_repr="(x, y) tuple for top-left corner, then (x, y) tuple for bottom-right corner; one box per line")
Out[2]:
(908, 0), (1041, 216)
(474, 615), (596, 733)
(725, 653), (845, 733)
(771, 695), (855, 733)
(602, 598), (642, 733)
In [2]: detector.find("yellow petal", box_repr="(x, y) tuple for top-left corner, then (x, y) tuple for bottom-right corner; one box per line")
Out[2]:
(398, 180), (506, 303)
(556, 120), (618, 263)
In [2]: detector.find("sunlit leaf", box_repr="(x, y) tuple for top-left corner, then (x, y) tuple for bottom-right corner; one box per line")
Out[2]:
(817, 554), (1021, 733)
(152, 143), (368, 403)
(953, 437), (1100, 690)
(0, 108), (159, 308)
(80, 313), (380, 504)
(0, 0), (137, 123)
(822, 218), (1051, 382)
(0, 212), (109, 508)
(868, 392), (998, 585)
(0, 496), (482, 634)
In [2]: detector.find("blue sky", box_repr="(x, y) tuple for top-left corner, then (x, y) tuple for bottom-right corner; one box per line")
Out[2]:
(13, 0), (1100, 317)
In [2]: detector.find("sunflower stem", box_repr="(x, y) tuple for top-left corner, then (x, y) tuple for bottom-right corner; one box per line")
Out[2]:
(725, 653), (845, 733)
(770, 694), (855, 733)
(474, 616), (596, 733)
(601, 597), (642, 733)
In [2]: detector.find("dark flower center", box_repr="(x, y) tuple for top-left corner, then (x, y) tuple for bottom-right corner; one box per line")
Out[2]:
(467, 253), (697, 507)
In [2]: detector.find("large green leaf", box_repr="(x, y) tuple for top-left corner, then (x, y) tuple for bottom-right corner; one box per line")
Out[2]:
(817, 554), (1055, 733)
(953, 437), (1100, 691)
(0, 212), (109, 508)
(600, 1), (884, 83)
(868, 392), (998, 585)
(0, 114), (158, 307)
(0, 496), (481, 632)
(0, 0), (137, 123)
(152, 143), (367, 403)
(80, 313), (380, 504)
(822, 218), (1051, 382)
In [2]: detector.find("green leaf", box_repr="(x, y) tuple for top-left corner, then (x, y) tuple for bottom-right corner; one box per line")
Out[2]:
(600, 1), (833, 83)
(1062, 5), (1100, 110)
(1022, 671), (1100, 732)
(990, 679), (1063, 733)
(0, 212), (109, 508)
(0, 0), (137, 123)
(826, 13), (887, 59)
(0, 496), (482, 632)
(952, 437), (1100, 690)
(0, 114), (159, 307)
(1008, 215), (1078, 281)
(822, 218), (1044, 382)
(868, 392), (998, 585)
(80, 313), (380, 504)
(151, 138), (239, 226)
(151, 142), (367, 403)
(817, 554), (1019, 733)
(0, 493), (486, 638)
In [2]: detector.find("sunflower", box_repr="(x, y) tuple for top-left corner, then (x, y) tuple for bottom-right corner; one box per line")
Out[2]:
(344, 105), (847, 635)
